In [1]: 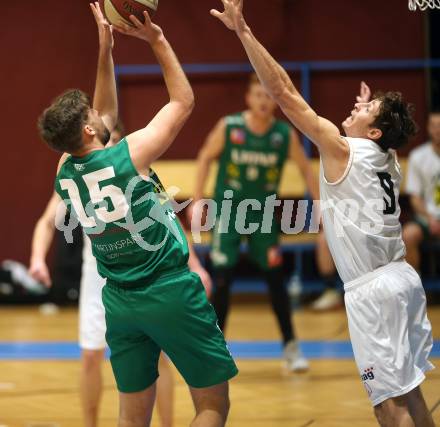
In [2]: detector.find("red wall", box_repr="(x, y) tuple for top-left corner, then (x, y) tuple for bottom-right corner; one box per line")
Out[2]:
(0, 0), (428, 262)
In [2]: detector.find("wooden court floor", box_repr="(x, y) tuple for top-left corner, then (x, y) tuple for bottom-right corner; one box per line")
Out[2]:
(0, 303), (439, 427)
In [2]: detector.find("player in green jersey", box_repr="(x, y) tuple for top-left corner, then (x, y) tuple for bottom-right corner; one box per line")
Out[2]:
(190, 74), (322, 371)
(38, 5), (237, 427)
(30, 123), (214, 427)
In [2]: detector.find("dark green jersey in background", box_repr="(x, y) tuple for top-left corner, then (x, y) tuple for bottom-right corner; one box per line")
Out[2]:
(55, 139), (189, 286)
(214, 113), (291, 204)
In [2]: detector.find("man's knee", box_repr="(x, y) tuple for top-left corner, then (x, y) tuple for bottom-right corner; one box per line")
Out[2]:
(119, 387), (156, 427)
(191, 381), (230, 420)
(374, 404), (388, 427)
(374, 396), (413, 427)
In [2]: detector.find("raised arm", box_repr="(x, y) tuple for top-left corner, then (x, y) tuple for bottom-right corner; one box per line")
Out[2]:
(210, 0), (345, 160)
(114, 12), (194, 174)
(186, 118), (226, 226)
(90, 2), (118, 131)
(194, 119), (226, 202)
(29, 192), (63, 287)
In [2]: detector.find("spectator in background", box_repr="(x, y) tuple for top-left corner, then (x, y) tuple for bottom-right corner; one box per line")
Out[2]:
(403, 111), (440, 271)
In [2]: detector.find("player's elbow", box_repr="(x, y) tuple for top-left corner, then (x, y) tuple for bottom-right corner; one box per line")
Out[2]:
(43, 215), (57, 232)
(174, 87), (195, 111)
(197, 148), (214, 165)
(185, 95), (195, 114)
(185, 91), (195, 112)
(174, 95), (195, 121)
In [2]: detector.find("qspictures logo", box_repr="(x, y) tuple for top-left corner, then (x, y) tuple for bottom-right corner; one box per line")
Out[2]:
(55, 169), (395, 252)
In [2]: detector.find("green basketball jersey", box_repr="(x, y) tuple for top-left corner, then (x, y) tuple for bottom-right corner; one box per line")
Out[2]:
(214, 113), (291, 203)
(55, 139), (189, 285)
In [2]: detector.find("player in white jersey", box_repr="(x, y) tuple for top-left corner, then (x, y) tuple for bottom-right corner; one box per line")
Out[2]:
(403, 111), (440, 271)
(212, 1), (435, 425)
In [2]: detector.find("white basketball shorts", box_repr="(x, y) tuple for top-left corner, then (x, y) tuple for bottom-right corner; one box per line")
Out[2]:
(344, 260), (434, 406)
(79, 259), (107, 350)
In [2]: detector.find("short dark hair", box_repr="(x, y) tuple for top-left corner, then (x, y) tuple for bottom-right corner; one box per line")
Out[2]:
(371, 91), (418, 151)
(38, 89), (91, 153)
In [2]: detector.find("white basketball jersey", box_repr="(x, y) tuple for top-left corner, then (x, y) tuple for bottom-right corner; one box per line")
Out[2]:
(320, 137), (406, 283)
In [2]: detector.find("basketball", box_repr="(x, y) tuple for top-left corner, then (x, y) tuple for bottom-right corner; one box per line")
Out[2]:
(101, 0), (158, 26)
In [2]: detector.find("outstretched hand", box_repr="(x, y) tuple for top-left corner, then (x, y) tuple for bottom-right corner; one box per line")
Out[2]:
(113, 11), (163, 45)
(29, 260), (52, 288)
(90, 2), (114, 50)
(356, 81), (372, 103)
(210, 0), (247, 34)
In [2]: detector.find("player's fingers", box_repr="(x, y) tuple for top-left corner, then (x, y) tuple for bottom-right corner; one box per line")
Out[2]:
(210, 9), (223, 19)
(90, 3), (99, 21)
(143, 10), (152, 24)
(28, 269), (38, 281)
(365, 84), (371, 95)
(362, 81), (370, 94)
(129, 14), (144, 28)
(35, 272), (49, 287)
(91, 4), (107, 27)
(41, 273), (51, 288)
(95, 1), (103, 15)
(98, 9), (109, 24)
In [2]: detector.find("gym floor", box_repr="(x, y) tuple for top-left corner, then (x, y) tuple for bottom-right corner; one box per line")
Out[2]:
(0, 302), (439, 427)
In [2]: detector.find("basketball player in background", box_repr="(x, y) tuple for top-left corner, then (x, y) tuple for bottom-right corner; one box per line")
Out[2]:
(212, 0), (435, 425)
(37, 4), (237, 427)
(189, 73), (323, 371)
(403, 111), (440, 271)
(30, 124), (212, 427)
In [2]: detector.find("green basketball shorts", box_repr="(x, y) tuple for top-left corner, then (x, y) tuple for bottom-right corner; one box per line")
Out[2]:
(102, 267), (238, 393)
(210, 208), (282, 271)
